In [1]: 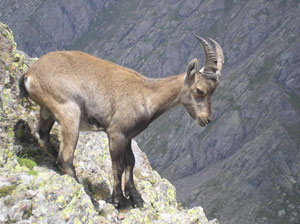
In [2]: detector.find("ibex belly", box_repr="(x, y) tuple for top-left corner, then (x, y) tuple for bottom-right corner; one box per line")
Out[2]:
(79, 100), (109, 132)
(79, 118), (105, 132)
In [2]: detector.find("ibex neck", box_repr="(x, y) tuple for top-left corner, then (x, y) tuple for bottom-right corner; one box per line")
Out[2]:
(146, 74), (185, 121)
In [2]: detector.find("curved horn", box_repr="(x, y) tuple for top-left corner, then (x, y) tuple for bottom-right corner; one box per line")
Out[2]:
(194, 35), (218, 73)
(209, 38), (224, 72)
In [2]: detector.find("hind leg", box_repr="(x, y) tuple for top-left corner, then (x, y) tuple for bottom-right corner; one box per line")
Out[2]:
(36, 107), (58, 159)
(54, 103), (81, 182)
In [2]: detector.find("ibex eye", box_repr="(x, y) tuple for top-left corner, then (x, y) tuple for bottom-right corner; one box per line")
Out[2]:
(197, 88), (204, 96)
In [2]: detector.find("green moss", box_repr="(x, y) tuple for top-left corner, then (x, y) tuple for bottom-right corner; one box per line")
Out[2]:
(17, 157), (37, 169)
(56, 195), (66, 204)
(0, 22), (15, 42)
(17, 147), (42, 164)
(0, 185), (17, 198)
(28, 170), (38, 176)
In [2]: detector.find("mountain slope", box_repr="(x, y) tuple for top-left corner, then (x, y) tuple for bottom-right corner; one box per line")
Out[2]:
(0, 0), (121, 57)
(1, 1), (300, 223)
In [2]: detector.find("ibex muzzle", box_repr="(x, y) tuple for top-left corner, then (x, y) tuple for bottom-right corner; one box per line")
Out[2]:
(19, 36), (224, 209)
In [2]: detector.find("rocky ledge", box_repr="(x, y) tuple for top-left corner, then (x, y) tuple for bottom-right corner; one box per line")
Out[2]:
(0, 22), (217, 224)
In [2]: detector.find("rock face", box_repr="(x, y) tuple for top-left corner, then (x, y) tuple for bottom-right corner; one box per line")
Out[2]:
(1, 1), (300, 224)
(0, 0), (121, 57)
(0, 22), (211, 223)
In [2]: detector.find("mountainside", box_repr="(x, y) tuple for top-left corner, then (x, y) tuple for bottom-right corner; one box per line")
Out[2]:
(1, 1), (300, 224)
(0, 0), (121, 57)
(0, 22), (212, 224)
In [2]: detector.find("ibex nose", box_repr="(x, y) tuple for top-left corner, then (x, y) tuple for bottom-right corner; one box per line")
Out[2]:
(207, 115), (213, 123)
(207, 117), (211, 123)
(199, 112), (212, 124)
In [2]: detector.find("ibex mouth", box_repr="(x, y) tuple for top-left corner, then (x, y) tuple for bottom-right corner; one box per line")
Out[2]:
(196, 118), (207, 127)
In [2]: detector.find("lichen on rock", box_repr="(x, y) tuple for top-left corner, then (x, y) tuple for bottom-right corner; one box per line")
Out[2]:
(0, 22), (212, 223)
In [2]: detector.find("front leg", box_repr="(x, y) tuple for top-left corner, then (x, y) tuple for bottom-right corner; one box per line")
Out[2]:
(124, 139), (144, 208)
(108, 132), (132, 209)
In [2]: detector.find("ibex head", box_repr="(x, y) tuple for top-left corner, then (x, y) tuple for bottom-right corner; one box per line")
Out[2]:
(181, 36), (224, 127)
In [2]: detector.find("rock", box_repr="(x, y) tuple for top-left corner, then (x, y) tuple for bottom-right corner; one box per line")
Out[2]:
(0, 0), (121, 57)
(209, 219), (219, 224)
(25, 190), (37, 199)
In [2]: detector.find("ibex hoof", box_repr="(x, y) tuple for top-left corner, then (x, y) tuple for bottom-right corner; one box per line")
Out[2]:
(131, 197), (144, 208)
(124, 188), (144, 208)
(56, 162), (79, 183)
(113, 196), (132, 210)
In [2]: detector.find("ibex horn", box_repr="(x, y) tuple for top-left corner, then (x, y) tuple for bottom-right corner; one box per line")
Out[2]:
(208, 38), (224, 73)
(195, 35), (217, 72)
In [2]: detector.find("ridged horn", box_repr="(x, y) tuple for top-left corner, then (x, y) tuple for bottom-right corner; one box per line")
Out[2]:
(194, 35), (218, 74)
(209, 38), (224, 72)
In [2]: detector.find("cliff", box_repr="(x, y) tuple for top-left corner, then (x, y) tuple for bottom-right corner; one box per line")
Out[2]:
(0, 0), (122, 57)
(0, 22), (214, 224)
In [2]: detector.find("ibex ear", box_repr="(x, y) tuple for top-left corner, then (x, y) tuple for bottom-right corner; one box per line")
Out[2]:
(185, 59), (199, 82)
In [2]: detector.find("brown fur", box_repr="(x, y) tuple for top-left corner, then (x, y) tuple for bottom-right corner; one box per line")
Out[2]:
(19, 46), (221, 209)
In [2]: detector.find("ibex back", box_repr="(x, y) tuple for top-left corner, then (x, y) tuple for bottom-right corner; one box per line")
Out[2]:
(19, 36), (224, 209)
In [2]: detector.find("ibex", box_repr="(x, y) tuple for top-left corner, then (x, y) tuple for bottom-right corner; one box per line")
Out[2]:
(19, 36), (224, 209)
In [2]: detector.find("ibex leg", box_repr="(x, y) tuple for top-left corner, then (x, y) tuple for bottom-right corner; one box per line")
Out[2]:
(36, 106), (57, 159)
(108, 132), (132, 209)
(124, 139), (144, 208)
(53, 103), (81, 183)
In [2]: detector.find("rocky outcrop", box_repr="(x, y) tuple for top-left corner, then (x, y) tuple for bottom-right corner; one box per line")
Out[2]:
(0, 22), (213, 223)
